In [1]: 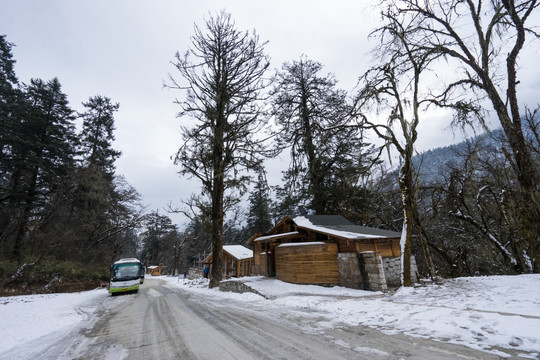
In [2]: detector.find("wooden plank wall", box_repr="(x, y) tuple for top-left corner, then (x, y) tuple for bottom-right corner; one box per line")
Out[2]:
(236, 259), (252, 277)
(356, 239), (401, 257)
(276, 243), (339, 285)
(252, 242), (262, 274)
(258, 253), (268, 276)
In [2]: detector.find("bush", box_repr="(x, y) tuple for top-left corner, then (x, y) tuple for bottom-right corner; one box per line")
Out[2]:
(0, 256), (110, 295)
(0, 259), (18, 279)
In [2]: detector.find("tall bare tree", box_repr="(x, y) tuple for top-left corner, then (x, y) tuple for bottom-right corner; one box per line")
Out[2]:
(168, 11), (271, 287)
(379, 0), (540, 271)
(355, 12), (438, 286)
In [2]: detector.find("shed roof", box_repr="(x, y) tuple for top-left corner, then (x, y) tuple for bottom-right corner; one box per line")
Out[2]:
(203, 245), (253, 263)
(223, 245), (253, 260)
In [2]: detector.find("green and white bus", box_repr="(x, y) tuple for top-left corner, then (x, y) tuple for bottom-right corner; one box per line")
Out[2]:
(109, 258), (144, 295)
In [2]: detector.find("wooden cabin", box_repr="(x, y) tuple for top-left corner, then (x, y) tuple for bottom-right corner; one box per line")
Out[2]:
(147, 265), (162, 276)
(247, 215), (403, 289)
(203, 245), (253, 278)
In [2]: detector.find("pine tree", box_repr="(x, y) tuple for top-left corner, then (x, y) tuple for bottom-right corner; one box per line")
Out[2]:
(72, 95), (122, 246)
(7, 78), (77, 262)
(246, 169), (273, 234)
(79, 95), (121, 173)
(0, 35), (22, 256)
(271, 56), (372, 216)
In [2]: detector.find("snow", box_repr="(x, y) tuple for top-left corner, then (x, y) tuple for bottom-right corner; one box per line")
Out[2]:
(0, 288), (130, 359)
(161, 274), (540, 358)
(253, 231), (299, 241)
(1, 274), (539, 359)
(223, 245), (253, 260)
(278, 241), (325, 248)
(114, 258), (141, 264)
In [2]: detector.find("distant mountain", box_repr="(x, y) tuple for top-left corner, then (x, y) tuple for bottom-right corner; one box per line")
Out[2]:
(412, 128), (506, 184)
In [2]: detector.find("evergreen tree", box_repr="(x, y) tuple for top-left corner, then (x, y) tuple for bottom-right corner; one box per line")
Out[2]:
(78, 95), (121, 173)
(271, 56), (372, 216)
(140, 211), (177, 266)
(7, 78), (77, 262)
(0, 34), (19, 156)
(0, 34), (22, 257)
(246, 169), (273, 234)
(72, 95), (122, 248)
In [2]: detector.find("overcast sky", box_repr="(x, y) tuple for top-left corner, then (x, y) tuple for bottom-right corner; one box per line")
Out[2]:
(1, 1), (538, 228)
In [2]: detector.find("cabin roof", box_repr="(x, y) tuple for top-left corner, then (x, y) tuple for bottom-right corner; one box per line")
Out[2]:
(247, 215), (400, 246)
(296, 215), (401, 239)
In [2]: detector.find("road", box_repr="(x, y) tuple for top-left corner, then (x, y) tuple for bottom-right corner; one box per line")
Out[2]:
(60, 278), (503, 360)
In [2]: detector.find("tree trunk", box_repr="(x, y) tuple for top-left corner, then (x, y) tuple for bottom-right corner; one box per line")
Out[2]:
(300, 79), (325, 215)
(209, 88), (226, 288)
(399, 154), (415, 287)
(411, 201), (436, 279)
(209, 167), (224, 288)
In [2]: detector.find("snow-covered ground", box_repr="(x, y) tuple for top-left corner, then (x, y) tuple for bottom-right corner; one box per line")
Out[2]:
(1, 274), (539, 359)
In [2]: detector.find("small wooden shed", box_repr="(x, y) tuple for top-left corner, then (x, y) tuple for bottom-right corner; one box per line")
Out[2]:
(147, 265), (162, 276)
(247, 215), (403, 288)
(203, 245), (253, 278)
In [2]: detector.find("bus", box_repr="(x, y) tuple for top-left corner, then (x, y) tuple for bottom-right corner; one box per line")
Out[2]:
(109, 258), (144, 295)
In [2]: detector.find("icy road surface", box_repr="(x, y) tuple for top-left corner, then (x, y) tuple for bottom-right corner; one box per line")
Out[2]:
(7, 277), (514, 360)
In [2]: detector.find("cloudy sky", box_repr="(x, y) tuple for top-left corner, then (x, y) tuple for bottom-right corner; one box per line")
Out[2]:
(1, 1), (538, 228)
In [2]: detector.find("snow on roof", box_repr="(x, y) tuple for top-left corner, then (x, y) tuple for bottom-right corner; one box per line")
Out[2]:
(147, 265), (159, 269)
(254, 231), (299, 242)
(223, 245), (253, 260)
(278, 242), (325, 248)
(114, 258), (141, 264)
(293, 216), (399, 240)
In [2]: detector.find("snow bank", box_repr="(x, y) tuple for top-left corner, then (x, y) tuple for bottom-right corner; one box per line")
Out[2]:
(0, 288), (126, 359)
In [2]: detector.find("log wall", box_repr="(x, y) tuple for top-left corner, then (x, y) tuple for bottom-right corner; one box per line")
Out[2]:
(275, 243), (339, 285)
(355, 239), (401, 257)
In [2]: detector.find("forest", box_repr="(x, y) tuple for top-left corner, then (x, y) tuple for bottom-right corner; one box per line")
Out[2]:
(1, 0), (539, 293)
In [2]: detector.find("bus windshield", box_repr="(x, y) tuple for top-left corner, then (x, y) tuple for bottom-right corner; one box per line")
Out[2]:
(111, 263), (141, 281)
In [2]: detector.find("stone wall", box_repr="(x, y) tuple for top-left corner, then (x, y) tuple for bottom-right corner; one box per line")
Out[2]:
(337, 253), (363, 289)
(382, 255), (418, 288)
(338, 252), (420, 291)
(382, 257), (401, 287)
(358, 251), (388, 292)
(186, 268), (203, 280)
(219, 279), (267, 298)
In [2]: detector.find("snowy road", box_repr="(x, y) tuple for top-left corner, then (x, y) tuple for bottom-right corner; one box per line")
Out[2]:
(46, 278), (504, 360)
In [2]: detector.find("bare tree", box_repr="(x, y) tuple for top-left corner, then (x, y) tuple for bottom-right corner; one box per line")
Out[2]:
(167, 11), (271, 287)
(355, 12), (438, 286)
(379, 0), (540, 270)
